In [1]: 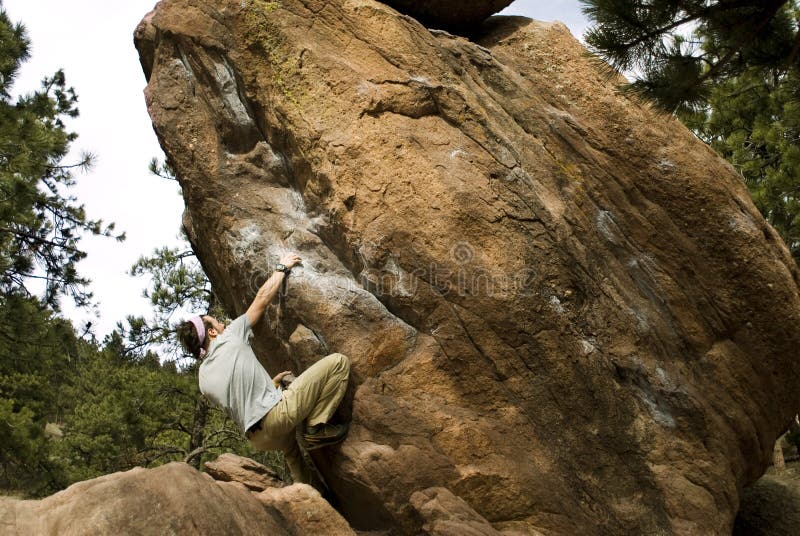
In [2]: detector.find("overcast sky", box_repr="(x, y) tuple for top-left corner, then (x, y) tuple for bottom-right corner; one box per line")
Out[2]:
(3, 0), (589, 338)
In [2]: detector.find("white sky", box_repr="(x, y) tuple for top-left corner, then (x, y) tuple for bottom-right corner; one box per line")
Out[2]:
(2, 0), (589, 339)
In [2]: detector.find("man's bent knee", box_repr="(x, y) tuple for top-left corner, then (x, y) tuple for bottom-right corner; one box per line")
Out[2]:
(327, 352), (350, 375)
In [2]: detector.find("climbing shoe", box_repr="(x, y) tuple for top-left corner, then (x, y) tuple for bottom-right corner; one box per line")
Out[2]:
(302, 422), (349, 451)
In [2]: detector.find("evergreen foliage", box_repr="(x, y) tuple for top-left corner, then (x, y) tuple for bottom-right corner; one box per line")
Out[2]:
(0, 293), (82, 494)
(0, 3), (110, 494)
(582, 0), (797, 113)
(124, 245), (214, 359)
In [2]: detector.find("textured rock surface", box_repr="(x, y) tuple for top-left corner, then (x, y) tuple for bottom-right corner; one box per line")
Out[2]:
(410, 486), (545, 535)
(381, 0), (514, 33)
(733, 470), (800, 535)
(0, 461), (353, 535)
(258, 484), (357, 535)
(136, 0), (800, 534)
(204, 452), (285, 491)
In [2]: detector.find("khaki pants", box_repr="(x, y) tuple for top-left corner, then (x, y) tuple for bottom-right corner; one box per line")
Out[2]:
(247, 353), (350, 483)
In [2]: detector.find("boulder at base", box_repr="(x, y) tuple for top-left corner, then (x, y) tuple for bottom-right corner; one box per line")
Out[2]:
(135, 0), (800, 534)
(0, 461), (354, 536)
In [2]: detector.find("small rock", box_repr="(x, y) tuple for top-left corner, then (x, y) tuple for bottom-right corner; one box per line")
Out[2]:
(204, 453), (284, 492)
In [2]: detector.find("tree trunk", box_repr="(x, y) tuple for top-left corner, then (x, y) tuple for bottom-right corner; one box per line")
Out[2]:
(187, 394), (209, 469)
(773, 436), (786, 472)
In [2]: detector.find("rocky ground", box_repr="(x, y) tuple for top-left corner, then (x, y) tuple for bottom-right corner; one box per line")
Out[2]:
(1, 454), (799, 534)
(0, 454), (355, 535)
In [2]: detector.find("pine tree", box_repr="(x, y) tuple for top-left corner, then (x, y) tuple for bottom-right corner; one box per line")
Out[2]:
(0, 292), (86, 494)
(124, 245), (215, 359)
(50, 337), (199, 484)
(582, 0), (798, 113)
(0, 3), (122, 496)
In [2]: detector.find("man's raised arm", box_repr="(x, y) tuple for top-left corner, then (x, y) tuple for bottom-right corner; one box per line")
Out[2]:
(246, 253), (301, 327)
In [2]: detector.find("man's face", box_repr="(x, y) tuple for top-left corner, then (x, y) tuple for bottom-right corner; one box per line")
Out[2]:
(202, 315), (226, 336)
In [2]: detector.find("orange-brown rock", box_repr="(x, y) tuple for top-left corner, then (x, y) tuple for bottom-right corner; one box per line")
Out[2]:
(204, 452), (284, 491)
(410, 486), (546, 535)
(0, 461), (354, 535)
(135, 1), (800, 534)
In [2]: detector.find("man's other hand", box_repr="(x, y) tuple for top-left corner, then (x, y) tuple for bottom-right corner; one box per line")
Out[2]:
(273, 370), (294, 388)
(280, 253), (302, 270)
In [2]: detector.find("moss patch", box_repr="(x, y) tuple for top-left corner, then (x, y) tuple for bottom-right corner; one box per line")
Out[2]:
(243, 0), (304, 107)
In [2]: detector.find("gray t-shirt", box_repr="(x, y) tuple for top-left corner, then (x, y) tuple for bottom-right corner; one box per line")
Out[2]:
(198, 314), (282, 433)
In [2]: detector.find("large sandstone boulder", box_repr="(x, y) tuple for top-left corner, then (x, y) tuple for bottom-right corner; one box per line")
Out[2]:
(135, 0), (800, 534)
(0, 461), (354, 535)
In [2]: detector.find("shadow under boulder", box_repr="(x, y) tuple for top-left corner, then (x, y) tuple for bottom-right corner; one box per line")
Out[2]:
(734, 466), (800, 536)
(380, 0), (514, 33)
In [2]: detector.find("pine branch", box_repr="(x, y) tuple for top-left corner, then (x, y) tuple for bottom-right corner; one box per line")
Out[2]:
(617, 13), (701, 52)
(695, 2), (788, 87)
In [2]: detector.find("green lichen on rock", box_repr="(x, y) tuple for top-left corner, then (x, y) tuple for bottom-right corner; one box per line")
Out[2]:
(243, 0), (303, 107)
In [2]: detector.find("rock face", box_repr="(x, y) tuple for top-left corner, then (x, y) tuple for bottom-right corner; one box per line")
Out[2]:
(0, 461), (354, 535)
(381, 0), (515, 33)
(135, 0), (800, 534)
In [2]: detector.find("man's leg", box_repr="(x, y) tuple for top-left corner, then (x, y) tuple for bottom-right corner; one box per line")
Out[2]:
(283, 437), (314, 484)
(284, 353), (350, 428)
(248, 424), (311, 484)
(249, 353), (350, 475)
(248, 407), (308, 484)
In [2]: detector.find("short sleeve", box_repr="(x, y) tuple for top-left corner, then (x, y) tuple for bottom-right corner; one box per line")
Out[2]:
(225, 314), (252, 344)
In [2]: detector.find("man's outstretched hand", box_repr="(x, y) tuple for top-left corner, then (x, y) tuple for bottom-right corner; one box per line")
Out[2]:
(280, 253), (302, 270)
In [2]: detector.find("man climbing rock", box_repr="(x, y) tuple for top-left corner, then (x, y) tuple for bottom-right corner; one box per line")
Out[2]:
(177, 253), (350, 483)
